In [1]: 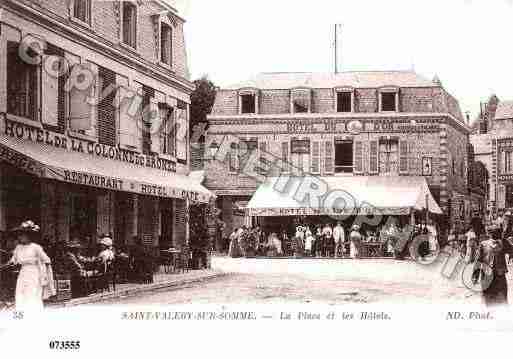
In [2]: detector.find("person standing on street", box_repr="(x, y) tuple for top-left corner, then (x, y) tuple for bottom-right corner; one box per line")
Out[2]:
(333, 222), (345, 258)
(349, 225), (362, 259)
(6, 220), (55, 310)
(322, 223), (333, 257)
(476, 226), (513, 306)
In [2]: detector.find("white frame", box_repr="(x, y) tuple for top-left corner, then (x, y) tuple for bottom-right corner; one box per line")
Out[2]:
(290, 87), (312, 114)
(379, 87), (399, 112)
(120, 0), (138, 50)
(334, 87), (354, 113)
(158, 20), (173, 69)
(238, 89), (258, 115)
(69, 0), (93, 28)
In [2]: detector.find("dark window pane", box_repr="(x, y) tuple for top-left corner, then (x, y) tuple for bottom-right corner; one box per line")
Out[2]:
(241, 94), (255, 114)
(381, 92), (397, 111)
(337, 91), (352, 112)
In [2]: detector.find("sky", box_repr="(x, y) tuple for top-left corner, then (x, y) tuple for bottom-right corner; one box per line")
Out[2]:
(170, 0), (513, 121)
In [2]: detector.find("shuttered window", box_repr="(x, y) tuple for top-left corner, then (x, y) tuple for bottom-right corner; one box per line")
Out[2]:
(281, 142), (290, 174)
(73, 0), (91, 24)
(311, 141), (320, 174)
(98, 66), (117, 146)
(258, 141), (267, 175)
(160, 23), (173, 66)
(324, 141), (334, 174)
(354, 141), (363, 173)
(399, 140), (409, 174)
(229, 143), (238, 172)
(369, 140), (378, 174)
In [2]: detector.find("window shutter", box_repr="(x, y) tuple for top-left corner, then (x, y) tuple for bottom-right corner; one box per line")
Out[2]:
(41, 54), (59, 127)
(399, 140), (408, 174)
(229, 142), (238, 172)
(325, 141), (334, 174)
(311, 141), (320, 174)
(69, 63), (95, 132)
(175, 101), (188, 161)
(354, 141), (363, 173)
(85, 62), (98, 138)
(150, 98), (162, 153)
(281, 141), (290, 174)
(369, 140), (378, 174)
(118, 80), (141, 149)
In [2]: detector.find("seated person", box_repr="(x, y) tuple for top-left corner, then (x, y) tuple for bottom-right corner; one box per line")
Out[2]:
(63, 240), (87, 298)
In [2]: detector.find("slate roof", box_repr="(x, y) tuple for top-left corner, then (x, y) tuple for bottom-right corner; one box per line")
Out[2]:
(225, 71), (438, 90)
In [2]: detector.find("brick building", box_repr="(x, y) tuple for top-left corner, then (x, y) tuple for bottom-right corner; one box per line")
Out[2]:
(205, 71), (472, 233)
(0, 0), (212, 248)
(471, 95), (513, 214)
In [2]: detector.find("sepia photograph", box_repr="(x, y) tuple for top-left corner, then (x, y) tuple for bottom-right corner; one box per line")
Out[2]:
(0, 0), (513, 356)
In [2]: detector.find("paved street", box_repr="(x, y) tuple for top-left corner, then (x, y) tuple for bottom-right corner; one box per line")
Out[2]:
(95, 256), (513, 305)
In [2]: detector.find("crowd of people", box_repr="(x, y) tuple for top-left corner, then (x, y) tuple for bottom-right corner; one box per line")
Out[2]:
(226, 219), (439, 259)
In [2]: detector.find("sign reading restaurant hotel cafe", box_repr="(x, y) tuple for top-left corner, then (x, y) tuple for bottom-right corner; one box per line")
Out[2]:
(0, 114), (211, 203)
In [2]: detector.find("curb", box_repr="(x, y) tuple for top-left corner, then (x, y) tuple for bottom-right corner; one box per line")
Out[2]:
(50, 271), (229, 307)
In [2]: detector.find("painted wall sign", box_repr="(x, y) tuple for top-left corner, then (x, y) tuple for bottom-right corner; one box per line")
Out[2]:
(2, 115), (177, 172)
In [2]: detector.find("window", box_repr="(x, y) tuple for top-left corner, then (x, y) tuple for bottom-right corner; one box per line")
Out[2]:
(160, 105), (175, 156)
(241, 94), (255, 114)
(381, 92), (397, 112)
(291, 89), (311, 113)
(6, 42), (39, 121)
(294, 101), (308, 113)
(335, 140), (353, 173)
(506, 184), (513, 208)
(160, 23), (172, 66)
(73, 0), (91, 24)
(379, 139), (399, 174)
(122, 1), (137, 48)
(337, 91), (352, 112)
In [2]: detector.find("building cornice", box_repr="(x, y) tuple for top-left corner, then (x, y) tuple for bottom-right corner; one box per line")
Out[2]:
(208, 112), (471, 134)
(3, 0), (195, 94)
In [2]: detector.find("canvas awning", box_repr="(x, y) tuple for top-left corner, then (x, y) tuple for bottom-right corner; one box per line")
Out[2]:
(0, 135), (214, 203)
(247, 176), (443, 217)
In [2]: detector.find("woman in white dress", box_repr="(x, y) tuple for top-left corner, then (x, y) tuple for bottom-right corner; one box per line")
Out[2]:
(349, 225), (362, 259)
(7, 220), (55, 310)
(304, 227), (314, 257)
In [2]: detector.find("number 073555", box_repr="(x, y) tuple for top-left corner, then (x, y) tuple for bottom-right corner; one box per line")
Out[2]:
(48, 340), (80, 350)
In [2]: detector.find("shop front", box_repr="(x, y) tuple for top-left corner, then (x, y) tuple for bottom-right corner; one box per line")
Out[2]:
(0, 116), (212, 250)
(246, 176), (443, 258)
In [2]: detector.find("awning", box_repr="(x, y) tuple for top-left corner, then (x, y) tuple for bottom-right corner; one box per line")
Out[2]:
(247, 176), (443, 216)
(0, 135), (214, 203)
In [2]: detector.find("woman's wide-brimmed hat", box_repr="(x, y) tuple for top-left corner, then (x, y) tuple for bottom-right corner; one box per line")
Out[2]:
(11, 220), (40, 234)
(99, 237), (113, 247)
(351, 224), (360, 231)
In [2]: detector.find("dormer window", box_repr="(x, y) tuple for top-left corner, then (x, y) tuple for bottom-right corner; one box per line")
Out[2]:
(380, 88), (399, 112)
(291, 88), (311, 114)
(335, 88), (354, 113)
(241, 94), (256, 114)
(294, 102), (308, 113)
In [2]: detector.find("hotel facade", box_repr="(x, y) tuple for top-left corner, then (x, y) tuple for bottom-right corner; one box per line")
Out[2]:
(0, 0), (211, 248)
(205, 71), (475, 233)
